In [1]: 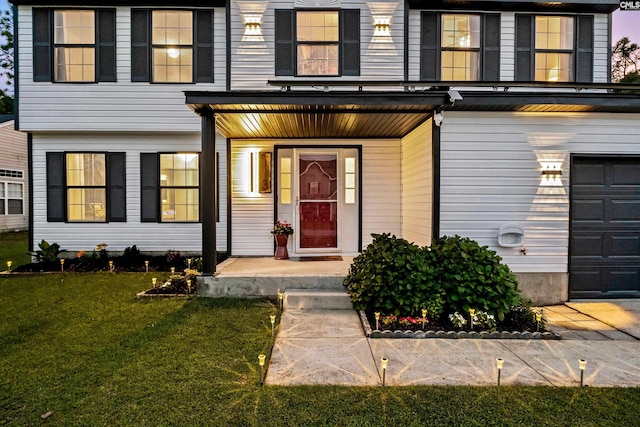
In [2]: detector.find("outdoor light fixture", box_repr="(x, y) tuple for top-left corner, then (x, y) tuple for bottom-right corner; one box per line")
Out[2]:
(422, 308), (427, 329)
(270, 315), (276, 337)
(278, 290), (284, 310)
(145, 260), (149, 272)
(258, 354), (266, 385)
(381, 357), (388, 386)
(540, 161), (563, 186)
(245, 17), (261, 35)
(433, 110), (444, 127)
(375, 312), (381, 330)
(469, 308), (476, 330)
(374, 18), (391, 36)
(187, 258), (192, 269)
(6, 260), (11, 271)
(536, 311), (543, 332)
(496, 358), (504, 386)
(579, 359), (587, 387)
(186, 279), (191, 294)
(171, 267), (175, 274)
(152, 277), (157, 288)
(109, 260), (114, 271)
(60, 258), (65, 272)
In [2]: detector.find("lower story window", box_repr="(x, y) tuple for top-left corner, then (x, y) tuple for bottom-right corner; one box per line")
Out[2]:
(160, 153), (199, 222)
(0, 182), (24, 215)
(66, 153), (106, 222)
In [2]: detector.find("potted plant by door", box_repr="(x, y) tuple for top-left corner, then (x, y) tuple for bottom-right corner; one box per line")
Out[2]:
(271, 220), (294, 260)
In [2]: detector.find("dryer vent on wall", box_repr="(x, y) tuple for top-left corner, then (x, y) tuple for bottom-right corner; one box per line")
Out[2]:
(498, 224), (524, 247)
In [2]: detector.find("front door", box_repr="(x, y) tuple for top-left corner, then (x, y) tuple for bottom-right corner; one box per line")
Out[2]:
(298, 152), (339, 251)
(275, 147), (360, 256)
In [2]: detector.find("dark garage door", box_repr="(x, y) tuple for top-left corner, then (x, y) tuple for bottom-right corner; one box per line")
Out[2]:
(570, 157), (640, 299)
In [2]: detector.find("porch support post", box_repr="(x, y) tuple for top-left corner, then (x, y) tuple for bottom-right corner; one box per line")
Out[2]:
(199, 107), (217, 275)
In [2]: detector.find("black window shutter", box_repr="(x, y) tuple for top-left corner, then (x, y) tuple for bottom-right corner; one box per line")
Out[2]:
(195, 10), (215, 83)
(420, 12), (439, 81)
(107, 152), (126, 222)
(46, 152), (65, 222)
(482, 14), (501, 81)
(275, 10), (295, 76)
(341, 9), (360, 76)
(97, 9), (117, 82)
(131, 9), (150, 82)
(33, 8), (52, 82)
(140, 153), (159, 222)
(515, 14), (533, 81)
(576, 15), (594, 83)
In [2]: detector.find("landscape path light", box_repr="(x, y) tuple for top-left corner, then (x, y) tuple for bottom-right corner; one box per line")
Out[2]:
(170, 267), (175, 274)
(6, 260), (12, 271)
(145, 260), (149, 272)
(186, 279), (191, 294)
(536, 311), (543, 332)
(579, 359), (587, 387)
(375, 312), (381, 330)
(152, 277), (157, 288)
(258, 354), (266, 385)
(60, 258), (65, 272)
(277, 290), (284, 310)
(469, 308), (476, 330)
(422, 309), (427, 329)
(270, 315), (276, 337)
(381, 357), (388, 386)
(109, 260), (114, 271)
(496, 358), (504, 386)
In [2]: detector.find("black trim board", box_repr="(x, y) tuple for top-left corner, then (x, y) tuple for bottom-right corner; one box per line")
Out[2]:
(431, 118), (440, 240)
(13, 1), (226, 5)
(27, 133), (33, 252)
(406, 0), (619, 13)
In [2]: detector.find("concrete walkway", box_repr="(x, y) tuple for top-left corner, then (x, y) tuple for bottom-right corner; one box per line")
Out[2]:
(266, 302), (640, 387)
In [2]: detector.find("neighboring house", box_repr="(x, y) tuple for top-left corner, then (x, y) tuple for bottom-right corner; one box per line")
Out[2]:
(11, 0), (640, 302)
(0, 117), (28, 232)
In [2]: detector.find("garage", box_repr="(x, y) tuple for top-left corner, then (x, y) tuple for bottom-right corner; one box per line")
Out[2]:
(570, 156), (640, 299)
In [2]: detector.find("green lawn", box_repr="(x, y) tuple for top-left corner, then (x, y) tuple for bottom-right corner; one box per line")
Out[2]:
(1, 273), (639, 426)
(0, 231), (30, 270)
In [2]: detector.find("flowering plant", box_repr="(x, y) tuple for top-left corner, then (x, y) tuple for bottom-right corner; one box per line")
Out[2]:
(398, 317), (419, 328)
(474, 311), (497, 331)
(449, 312), (467, 328)
(271, 220), (294, 236)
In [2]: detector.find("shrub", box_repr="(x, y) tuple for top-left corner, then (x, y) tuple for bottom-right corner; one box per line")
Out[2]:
(344, 233), (445, 317)
(35, 240), (61, 262)
(430, 235), (522, 321)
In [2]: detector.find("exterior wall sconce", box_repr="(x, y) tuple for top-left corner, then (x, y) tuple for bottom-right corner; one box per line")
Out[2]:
(374, 18), (391, 36)
(433, 110), (444, 127)
(245, 17), (261, 35)
(540, 161), (563, 186)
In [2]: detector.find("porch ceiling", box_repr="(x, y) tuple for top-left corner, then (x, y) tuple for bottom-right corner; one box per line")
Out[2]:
(185, 89), (640, 139)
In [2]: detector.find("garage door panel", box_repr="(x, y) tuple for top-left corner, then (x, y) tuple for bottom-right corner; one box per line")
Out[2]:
(611, 163), (640, 186)
(611, 200), (640, 222)
(610, 235), (640, 257)
(573, 163), (605, 186)
(572, 200), (604, 222)
(570, 157), (640, 299)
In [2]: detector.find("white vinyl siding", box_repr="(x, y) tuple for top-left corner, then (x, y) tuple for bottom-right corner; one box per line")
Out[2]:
(0, 121), (28, 232)
(17, 6), (226, 132)
(401, 120), (432, 246)
(440, 111), (640, 274)
(230, 139), (401, 255)
(31, 132), (228, 252)
(230, 0), (404, 90)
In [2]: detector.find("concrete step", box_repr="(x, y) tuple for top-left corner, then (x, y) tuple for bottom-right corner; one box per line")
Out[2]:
(284, 289), (354, 310)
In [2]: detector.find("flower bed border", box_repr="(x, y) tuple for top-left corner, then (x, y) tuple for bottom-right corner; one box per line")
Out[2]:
(136, 290), (195, 299)
(358, 311), (560, 340)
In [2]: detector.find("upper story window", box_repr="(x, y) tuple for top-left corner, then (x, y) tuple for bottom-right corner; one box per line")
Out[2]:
(296, 11), (339, 76)
(53, 10), (95, 82)
(33, 8), (116, 83)
(515, 14), (593, 83)
(45, 152), (126, 223)
(420, 12), (500, 81)
(0, 182), (23, 215)
(275, 9), (360, 77)
(152, 11), (193, 83)
(441, 14), (481, 81)
(534, 16), (574, 82)
(131, 9), (215, 83)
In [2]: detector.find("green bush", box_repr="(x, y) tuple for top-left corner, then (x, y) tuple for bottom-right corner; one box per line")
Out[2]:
(430, 235), (521, 321)
(35, 239), (61, 262)
(344, 234), (522, 322)
(344, 233), (445, 317)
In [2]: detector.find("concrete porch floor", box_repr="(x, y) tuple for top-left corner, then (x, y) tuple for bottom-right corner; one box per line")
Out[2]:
(215, 256), (354, 277)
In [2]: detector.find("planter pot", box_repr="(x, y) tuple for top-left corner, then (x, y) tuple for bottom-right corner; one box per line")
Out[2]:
(274, 234), (289, 260)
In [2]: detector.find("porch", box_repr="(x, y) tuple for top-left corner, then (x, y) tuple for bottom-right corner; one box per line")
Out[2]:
(197, 256), (354, 298)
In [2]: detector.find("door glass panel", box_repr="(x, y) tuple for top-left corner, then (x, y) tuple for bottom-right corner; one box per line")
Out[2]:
(299, 154), (338, 249)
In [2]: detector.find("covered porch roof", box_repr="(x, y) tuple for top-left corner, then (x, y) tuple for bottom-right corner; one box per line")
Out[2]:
(185, 83), (640, 139)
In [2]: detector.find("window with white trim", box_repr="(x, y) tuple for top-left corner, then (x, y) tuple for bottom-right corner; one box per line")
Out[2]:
(0, 182), (24, 215)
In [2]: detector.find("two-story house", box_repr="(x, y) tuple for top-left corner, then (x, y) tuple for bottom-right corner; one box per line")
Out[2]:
(11, 0), (640, 303)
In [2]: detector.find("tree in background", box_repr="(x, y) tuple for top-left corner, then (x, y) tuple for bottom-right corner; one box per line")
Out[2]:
(0, 8), (13, 114)
(612, 37), (640, 83)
